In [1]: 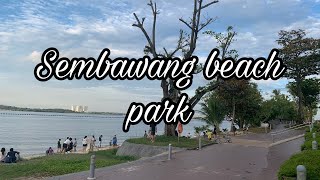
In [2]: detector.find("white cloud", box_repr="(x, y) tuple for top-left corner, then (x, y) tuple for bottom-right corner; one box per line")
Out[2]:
(27, 51), (41, 63)
(65, 26), (83, 35)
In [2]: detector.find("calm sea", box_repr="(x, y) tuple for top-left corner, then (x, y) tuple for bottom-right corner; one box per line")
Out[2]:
(0, 111), (231, 157)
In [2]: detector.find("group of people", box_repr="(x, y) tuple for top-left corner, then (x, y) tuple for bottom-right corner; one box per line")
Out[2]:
(52, 135), (118, 154)
(82, 135), (118, 152)
(56, 137), (78, 154)
(0, 147), (20, 163)
(202, 127), (217, 141)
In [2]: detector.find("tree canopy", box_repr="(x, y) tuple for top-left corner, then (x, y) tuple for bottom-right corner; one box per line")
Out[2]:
(277, 29), (320, 122)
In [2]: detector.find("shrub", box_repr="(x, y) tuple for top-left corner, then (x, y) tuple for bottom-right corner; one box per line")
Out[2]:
(278, 150), (320, 180)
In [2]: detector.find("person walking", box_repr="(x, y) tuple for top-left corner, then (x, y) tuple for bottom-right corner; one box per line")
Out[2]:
(150, 123), (156, 143)
(73, 138), (77, 152)
(99, 135), (103, 148)
(213, 126), (217, 139)
(57, 139), (61, 153)
(62, 137), (71, 154)
(82, 136), (88, 152)
(89, 135), (95, 151)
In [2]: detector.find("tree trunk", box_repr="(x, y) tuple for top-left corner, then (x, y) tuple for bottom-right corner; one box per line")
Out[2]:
(231, 96), (236, 135)
(164, 79), (179, 136)
(296, 78), (304, 123)
(164, 124), (176, 136)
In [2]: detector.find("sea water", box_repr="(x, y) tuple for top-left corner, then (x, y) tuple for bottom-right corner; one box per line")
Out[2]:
(0, 111), (232, 157)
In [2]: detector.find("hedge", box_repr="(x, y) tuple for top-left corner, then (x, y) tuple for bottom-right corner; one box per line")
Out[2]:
(278, 150), (320, 180)
(278, 123), (320, 179)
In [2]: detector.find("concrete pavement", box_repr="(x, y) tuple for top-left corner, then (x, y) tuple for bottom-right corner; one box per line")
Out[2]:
(48, 136), (304, 180)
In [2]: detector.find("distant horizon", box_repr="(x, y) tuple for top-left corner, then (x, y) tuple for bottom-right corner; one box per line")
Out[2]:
(0, 104), (126, 114)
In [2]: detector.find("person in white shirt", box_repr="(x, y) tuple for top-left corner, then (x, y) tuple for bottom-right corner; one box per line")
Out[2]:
(0, 148), (6, 162)
(82, 136), (88, 152)
(62, 137), (71, 154)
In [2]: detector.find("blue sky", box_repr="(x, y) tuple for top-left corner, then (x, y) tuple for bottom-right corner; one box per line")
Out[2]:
(0, 0), (319, 116)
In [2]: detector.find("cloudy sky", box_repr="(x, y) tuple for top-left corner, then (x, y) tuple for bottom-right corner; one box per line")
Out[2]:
(0, 0), (319, 116)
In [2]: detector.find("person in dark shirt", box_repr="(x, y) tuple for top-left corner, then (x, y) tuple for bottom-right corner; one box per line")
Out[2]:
(57, 139), (61, 153)
(99, 135), (103, 148)
(150, 123), (156, 143)
(6, 148), (20, 163)
(112, 135), (117, 146)
(67, 138), (73, 152)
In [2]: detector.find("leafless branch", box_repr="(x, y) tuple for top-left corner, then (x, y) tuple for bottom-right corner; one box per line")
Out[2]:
(198, 0), (219, 12)
(179, 18), (193, 30)
(163, 47), (169, 57)
(198, 17), (217, 32)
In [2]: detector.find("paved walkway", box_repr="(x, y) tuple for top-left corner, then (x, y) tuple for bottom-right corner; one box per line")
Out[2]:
(49, 136), (304, 180)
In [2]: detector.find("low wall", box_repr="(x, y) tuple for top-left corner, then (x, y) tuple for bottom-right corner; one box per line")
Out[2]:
(116, 141), (186, 158)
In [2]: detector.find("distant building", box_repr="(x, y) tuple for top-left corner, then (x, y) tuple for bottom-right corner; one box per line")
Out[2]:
(79, 106), (83, 112)
(84, 106), (88, 112)
(71, 105), (88, 112)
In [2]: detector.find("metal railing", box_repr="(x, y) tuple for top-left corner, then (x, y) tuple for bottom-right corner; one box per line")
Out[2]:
(271, 123), (308, 143)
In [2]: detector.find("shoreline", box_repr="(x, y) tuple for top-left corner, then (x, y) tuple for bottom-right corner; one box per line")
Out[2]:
(22, 145), (120, 160)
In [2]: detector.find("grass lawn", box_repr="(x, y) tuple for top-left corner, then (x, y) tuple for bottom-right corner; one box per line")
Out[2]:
(126, 135), (214, 149)
(0, 149), (136, 179)
(278, 150), (320, 180)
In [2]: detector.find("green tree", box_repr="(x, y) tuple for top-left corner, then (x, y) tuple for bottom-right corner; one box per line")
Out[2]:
(287, 78), (320, 122)
(216, 79), (263, 129)
(260, 90), (297, 123)
(235, 83), (263, 128)
(198, 92), (226, 130)
(277, 29), (320, 123)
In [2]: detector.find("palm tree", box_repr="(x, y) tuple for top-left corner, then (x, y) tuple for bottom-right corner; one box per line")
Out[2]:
(198, 93), (226, 131)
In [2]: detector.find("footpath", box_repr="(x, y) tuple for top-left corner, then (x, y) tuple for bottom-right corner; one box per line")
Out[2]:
(49, 128), (304, 180)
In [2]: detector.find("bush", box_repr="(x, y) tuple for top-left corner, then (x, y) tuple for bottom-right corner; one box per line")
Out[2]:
(301, 129), (320, 151)
(278, 150), (320, 180)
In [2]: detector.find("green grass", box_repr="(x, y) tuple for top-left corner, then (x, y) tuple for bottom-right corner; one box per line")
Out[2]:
(126, 135), (214, 148)
(278, 150), (320, 180)
(0, 149), (136, 179)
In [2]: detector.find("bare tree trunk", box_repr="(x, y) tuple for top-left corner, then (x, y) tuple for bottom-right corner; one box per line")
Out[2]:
(133, 0), (219, 136)
(231, 96), (235, 136)
(296, 78), (304, 123)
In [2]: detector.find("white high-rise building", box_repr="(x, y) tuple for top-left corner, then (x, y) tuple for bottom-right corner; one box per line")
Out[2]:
(78, 106), (83, 112)
(84, 106), (88, 112)
(71, 105), (88, 112)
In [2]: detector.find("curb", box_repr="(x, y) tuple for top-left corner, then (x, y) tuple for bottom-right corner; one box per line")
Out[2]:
(269, 134), (304, 147)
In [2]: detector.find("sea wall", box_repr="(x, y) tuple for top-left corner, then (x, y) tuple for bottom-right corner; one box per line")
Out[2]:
(116, 141), (185, 158)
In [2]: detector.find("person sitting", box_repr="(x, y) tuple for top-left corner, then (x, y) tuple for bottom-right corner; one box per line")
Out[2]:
(187, 133), (191, 138)
(112, 135), (117, 146)
(46, 147), (54, 156)
(0, 148), (6, 162)
(203, 131), (207, 139)
(5, 148), (20, 163)
(207, 130), (213, 141)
